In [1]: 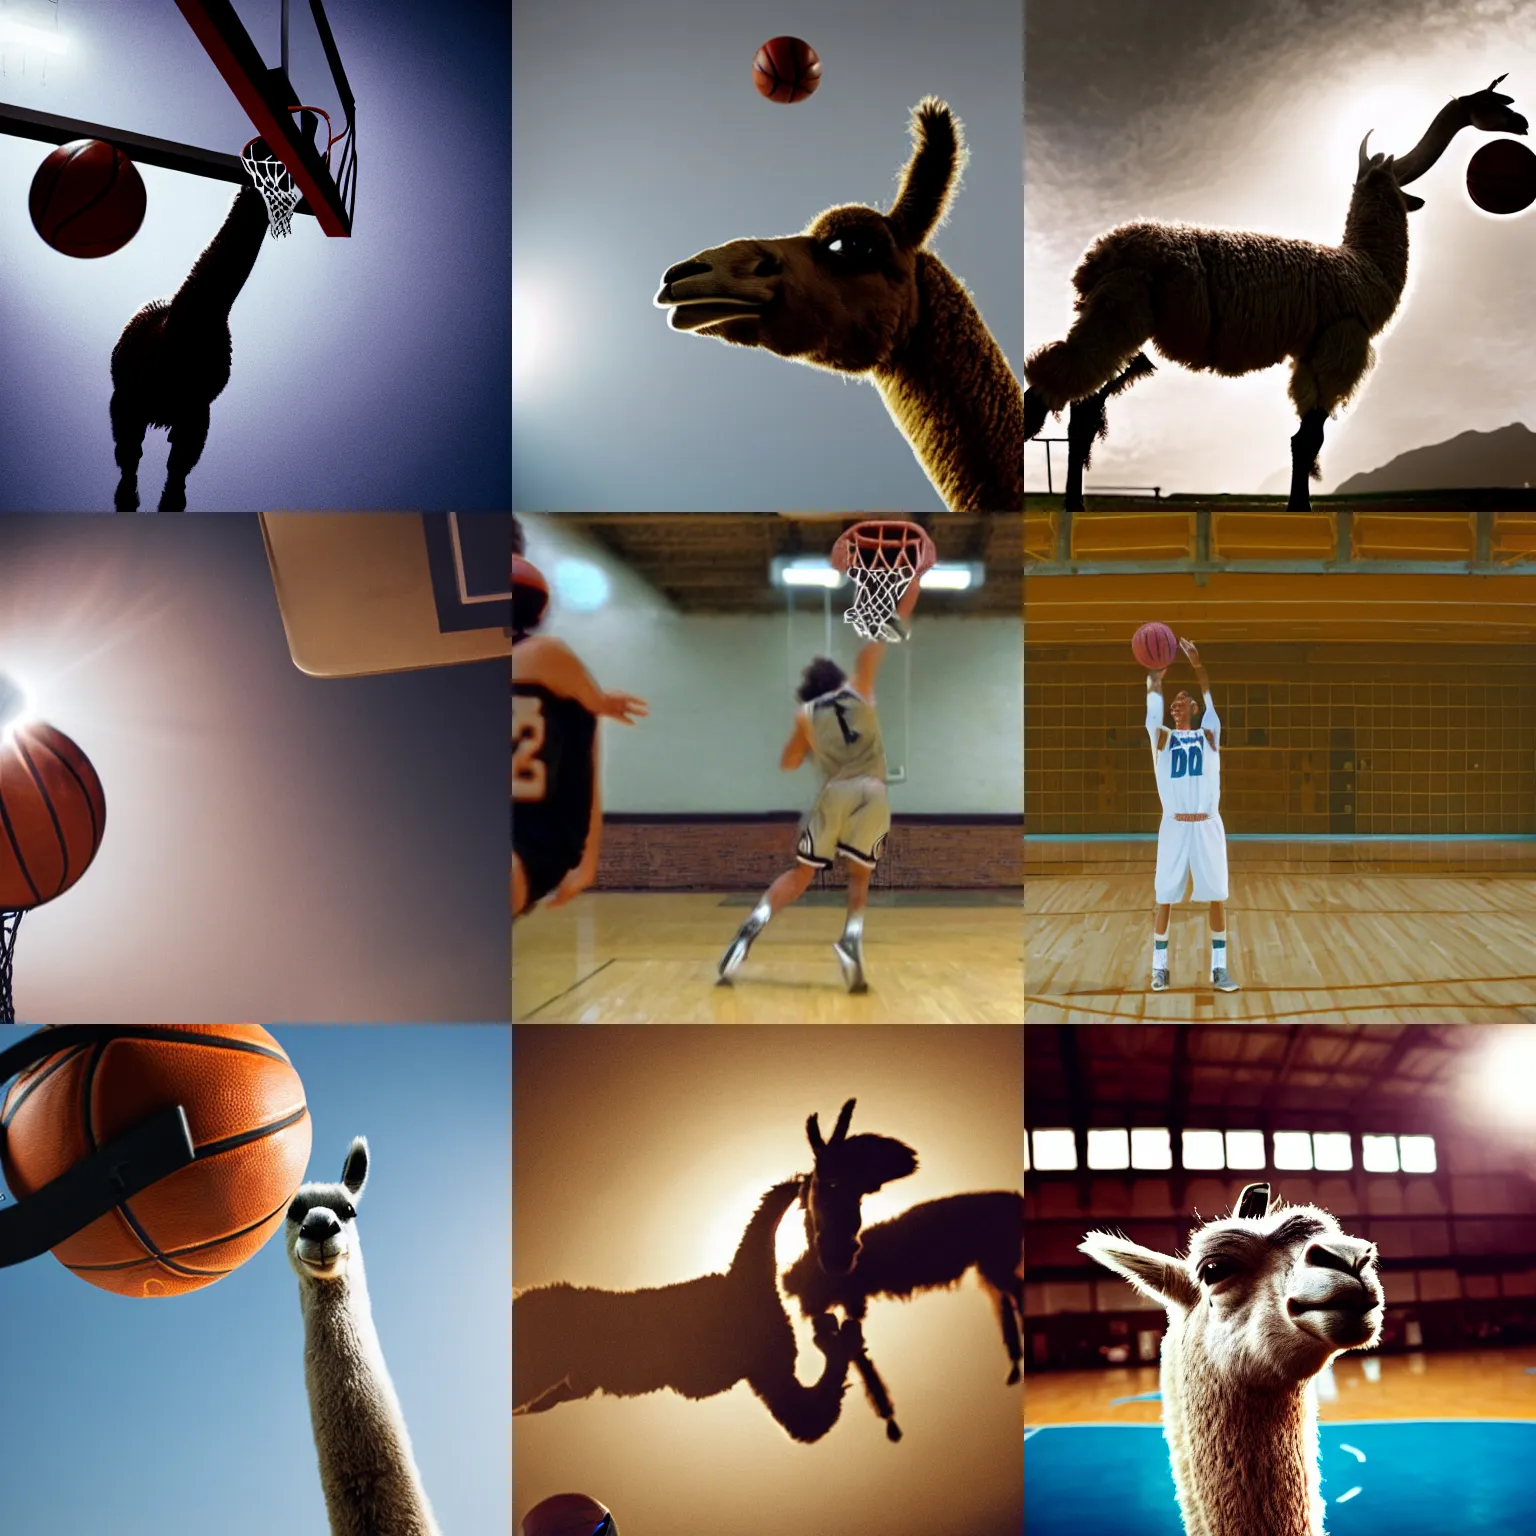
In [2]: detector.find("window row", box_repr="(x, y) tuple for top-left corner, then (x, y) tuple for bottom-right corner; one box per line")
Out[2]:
(1025, 1127), (1437, 1175)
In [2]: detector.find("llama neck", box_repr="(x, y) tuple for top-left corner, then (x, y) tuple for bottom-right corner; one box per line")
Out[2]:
(872, 252), (1024, 511)
(1166, 1331), (1321, 1536)
(1389, 96), (1472, 186)
(170, 188), (271, 321)
(300, 1252), (440, 1536)
(1342, 186), (1409, 301)
(729, 1181), (800, 1281)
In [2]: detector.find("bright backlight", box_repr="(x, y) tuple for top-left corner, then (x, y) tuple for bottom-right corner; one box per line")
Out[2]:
(1473, 1027), (1536, 1126)
(0, 19), (67, 54)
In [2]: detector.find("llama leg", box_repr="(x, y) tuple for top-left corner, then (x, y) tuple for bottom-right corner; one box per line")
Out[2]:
(160, 406), (210, 512)
(844, 1319), (903, 1443)
(1288, 318), (1370, 511)
(994, 1285), (1024, 1385)
(1064, 394), (1103, 512)
(1287, 410), (1327, 512)
(749, 1312), (860, 1444)
(1024, 269), (1155, 413)
(110, 393), (146, 513)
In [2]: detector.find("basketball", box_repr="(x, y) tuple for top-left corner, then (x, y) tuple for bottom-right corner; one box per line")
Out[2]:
(0, 1027), (312, 1297)
(1466, 138), (1536, 215)
(522, 1493), (617, 1536)
(753, 36), (821, 104)
(1132, 621), (1179, 671)
(28, 139), (147, 258)
(0, 720), (106, 910)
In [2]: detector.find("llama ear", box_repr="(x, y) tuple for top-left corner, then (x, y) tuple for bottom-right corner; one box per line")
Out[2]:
(1236, 1183), (1272, 1220)
(830, 1099), (856, 1145)
(887, 97), (967, 249)
(1081, 1233), (1202, 1312)
(342, 1136), (369, 1197)
(807, 1112), (825, 1155)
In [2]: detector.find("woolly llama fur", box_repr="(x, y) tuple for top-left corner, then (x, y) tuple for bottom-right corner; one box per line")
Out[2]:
(286, 1137), (439, 1536)
(1081, 1182), (1383, 1536)
(1024, 77), (1528, 511)
(656, 98), (1024, 511)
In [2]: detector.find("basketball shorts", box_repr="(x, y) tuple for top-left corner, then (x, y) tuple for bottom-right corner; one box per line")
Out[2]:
(513, 811), (586, 908)
(798, 776), (891, 870)
(1154, 814), (1229, 903)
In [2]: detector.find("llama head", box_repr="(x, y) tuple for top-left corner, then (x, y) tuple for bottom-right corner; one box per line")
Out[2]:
(286, 1136), (369, 1284)
(1081, 1182), (1383, 1387)
(800, 1099), (919, 1275)
(654, 98), (968, 373)
(1354, 133), (1426, 214)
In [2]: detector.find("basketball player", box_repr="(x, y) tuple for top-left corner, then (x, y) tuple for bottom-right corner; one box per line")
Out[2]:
(1148, 637), (1238, 992)
(716, 573), (924, 993)
(512, 546), (647, 919)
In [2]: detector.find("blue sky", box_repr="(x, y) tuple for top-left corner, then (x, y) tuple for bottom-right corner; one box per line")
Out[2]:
(0, 1024), (510, 1536)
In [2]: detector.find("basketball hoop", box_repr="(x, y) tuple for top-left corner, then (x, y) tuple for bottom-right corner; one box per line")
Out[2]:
(830, 520), (938, 642)
(241, 104), (348, 237)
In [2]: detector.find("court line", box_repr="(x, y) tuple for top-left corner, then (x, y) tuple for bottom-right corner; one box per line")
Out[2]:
(1035, 972), (1536, 997)
(1025, 995), (1536, 1023)
(516, 959), (616, 1021)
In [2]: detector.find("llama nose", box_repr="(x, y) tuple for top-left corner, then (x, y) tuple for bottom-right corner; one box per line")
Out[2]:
(662, 258), (711, 286)
(1305, 1239), (1369, 1277)
(302, 1209), (341, 1240)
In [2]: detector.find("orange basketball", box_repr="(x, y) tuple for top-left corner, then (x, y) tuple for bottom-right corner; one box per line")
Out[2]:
(28, 138), (147, 258)
(522, 1494), (616, 1536)
(0, 720), (106, 911)
(752, 36), (821, 104)
(0, 1027), (312, 1297)
(1466, 138), (1536, 215)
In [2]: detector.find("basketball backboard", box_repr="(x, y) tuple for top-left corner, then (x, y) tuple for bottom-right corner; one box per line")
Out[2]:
(260, 514), (513, 677)
(0, 0), (356, 234)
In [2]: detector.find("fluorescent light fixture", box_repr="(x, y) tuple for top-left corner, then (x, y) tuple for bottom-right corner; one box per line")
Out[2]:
(919, 563), (982, 591)
(771, 557), (843, 589)
(1030, 1128), (1077, 1172)
(1086, 1128), (1129, 1170)
(553, 558), (610, 612)
(0, 20), (66, 53)
(1130, 1126), (1172, 1170)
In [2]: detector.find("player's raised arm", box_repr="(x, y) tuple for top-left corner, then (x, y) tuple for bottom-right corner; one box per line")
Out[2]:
(1146, 666), (1168, 749)
(780, 713), (812, 771)
(852, 560), (925, 700)
(520, 636), (649, 724)
(1179, 638), (1219, 748)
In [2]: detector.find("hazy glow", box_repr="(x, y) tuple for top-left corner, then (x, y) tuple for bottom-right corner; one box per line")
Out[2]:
(1362, 1134), (1401, 1173)
(0, 670), (35, 743)
(1472, 1027), (1536, 1125)
(552, 558), (609, 612)
(513, 283), (540, 392)
(1273, 1130), (1315, 1170)
(0, 19), (67, 54)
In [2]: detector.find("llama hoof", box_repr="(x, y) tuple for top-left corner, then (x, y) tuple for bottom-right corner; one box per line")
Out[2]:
(839, 1317), (865, 1349)
(1007, 1363), (1021, 1385)
(1023, 387), (1050, 440)
(159, 491), (188, 512)
(884, 1419), (903, 1443)
(114, 488), (139, 512)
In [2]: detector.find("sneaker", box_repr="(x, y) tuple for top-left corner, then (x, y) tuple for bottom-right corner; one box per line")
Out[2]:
(717, 916), (765, 984)
(834, 938), (868, 994)
(1211, 967), (1240, 992)
(1151, 968), (1169, 992)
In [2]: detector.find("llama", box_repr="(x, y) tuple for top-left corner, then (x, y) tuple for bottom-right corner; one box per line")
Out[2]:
(286, 1138), (440, 1536)
(513, 1179), (865, 1443)
(655, 98), (1024, 512)
(1081, 1181), (1384, 1536)
(1024, 76), (1528, 511)
(801, 1098), (920, 1276)
(110, 185), (273, 511)
(782, 1190), (1025, 1443)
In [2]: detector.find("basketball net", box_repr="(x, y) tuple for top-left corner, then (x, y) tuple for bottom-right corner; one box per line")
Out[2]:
(832, 522), (936, 643)
(0, 910), (21, 1027)
(241, 106), (345, 238)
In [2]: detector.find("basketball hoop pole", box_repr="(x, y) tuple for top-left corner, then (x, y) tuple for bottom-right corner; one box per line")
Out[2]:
(281, 0), (290, 77)
(0, 1028), (197, 1267)
(0, 910), (19, 1026)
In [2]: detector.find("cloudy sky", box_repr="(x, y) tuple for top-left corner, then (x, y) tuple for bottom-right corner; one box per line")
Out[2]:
(513, 0), (1023, 511)
(1026, 0), (1536, 494)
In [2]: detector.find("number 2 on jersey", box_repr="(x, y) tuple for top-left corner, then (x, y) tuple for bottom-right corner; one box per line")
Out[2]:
(513, 696), (548, 801)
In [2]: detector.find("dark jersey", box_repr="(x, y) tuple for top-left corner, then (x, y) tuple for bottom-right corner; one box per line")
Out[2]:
(513, 675), (597, 901)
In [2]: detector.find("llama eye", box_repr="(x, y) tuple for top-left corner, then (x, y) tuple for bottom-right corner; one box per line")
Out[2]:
(1199, 1259), (1238, 1286)
(826, 235), (872, 259)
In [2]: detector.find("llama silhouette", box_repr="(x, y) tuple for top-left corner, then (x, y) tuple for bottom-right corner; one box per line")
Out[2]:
(513, 1179), (865, 1443)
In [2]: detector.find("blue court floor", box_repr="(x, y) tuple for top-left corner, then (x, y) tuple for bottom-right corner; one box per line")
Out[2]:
(1025, 1421), (1536, 1535)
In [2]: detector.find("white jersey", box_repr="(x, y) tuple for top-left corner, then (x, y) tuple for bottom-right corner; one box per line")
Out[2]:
(1147, 690), (1222, 817)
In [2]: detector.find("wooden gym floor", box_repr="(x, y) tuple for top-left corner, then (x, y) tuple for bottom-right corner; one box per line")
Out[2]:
(1026, 840), (1536, 1023)
(513, 891), (1023, 1022)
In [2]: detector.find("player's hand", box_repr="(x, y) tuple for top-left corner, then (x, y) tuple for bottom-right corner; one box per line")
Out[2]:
(545, 862), (598, 908)
(602, 691), (649, 724)
(1178, 637), (1200, 664)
